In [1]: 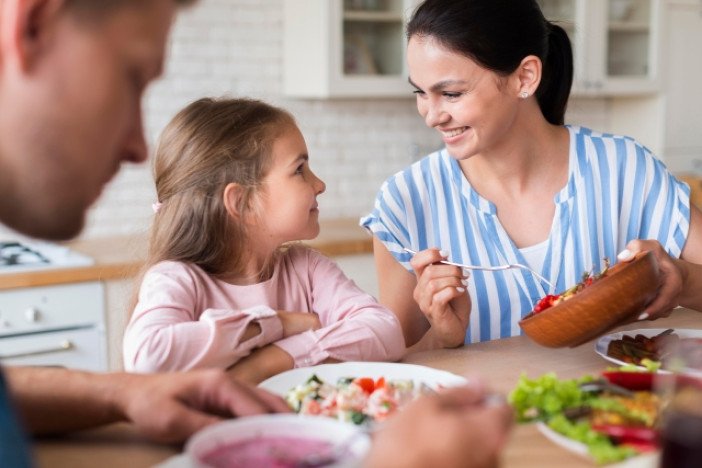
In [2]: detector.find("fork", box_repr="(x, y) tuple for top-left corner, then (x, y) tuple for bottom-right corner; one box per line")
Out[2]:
(402, 247), (554, 290)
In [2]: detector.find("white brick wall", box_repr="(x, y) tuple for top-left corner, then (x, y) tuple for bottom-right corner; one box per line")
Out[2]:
(0, 0), (614, 240)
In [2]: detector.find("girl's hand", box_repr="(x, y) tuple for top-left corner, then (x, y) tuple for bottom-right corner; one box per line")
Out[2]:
(410, 248), (471, 348)
(618, 240), (683, 320)
(276, 311), (321, 337)
(228, 344), (295, 385)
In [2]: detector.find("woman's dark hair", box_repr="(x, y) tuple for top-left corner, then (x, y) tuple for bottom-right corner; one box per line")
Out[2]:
(407, 0), (573, 125)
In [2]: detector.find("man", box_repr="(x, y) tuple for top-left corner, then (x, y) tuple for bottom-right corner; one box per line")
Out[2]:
(0, 1), (290, 465)
(0, 1), (511, 466)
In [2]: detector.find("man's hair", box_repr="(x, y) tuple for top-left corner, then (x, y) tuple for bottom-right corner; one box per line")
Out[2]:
(66, 0), (196, 16)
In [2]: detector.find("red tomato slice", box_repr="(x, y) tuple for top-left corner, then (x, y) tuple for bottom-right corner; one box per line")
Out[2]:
(353, 377), (376, 394)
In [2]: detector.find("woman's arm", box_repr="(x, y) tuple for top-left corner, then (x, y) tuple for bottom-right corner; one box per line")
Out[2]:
(6, 366), (289, 442)
(374, 238), (471, 349)
(374, 237), (431, 346)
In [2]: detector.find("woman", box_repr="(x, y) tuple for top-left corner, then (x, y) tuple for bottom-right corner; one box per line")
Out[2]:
(361, 0), (702, 351)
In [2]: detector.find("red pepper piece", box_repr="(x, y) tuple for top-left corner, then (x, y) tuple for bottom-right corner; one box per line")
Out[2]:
(375, 377), (386, 389)
(601, 371), (655, 391)
(533, 294), (560, 313)
(591, 424), (658, 442)
(591, 424), (659, 452)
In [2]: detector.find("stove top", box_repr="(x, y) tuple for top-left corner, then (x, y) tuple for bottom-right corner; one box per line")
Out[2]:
(0, 240), (93, 273)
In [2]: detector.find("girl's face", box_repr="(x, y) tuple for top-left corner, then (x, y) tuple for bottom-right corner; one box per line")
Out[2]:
(253, 125), (326, 247)
(407, 35), (521, 160)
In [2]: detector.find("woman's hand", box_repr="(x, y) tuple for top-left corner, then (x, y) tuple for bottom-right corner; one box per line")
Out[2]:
(618, 240), (684, 320)
(621, 239), (702, 317)
(410, 248), (471, 348)
(365, 380), (512, 468)
(276, 311), (321, 337)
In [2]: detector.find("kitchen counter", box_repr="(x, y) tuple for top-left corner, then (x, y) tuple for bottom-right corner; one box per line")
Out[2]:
(34, 308), (702, 468)
(0, 218), (371, 291)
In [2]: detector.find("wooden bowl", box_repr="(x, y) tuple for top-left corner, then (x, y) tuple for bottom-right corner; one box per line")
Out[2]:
(519, 251), (660, 348)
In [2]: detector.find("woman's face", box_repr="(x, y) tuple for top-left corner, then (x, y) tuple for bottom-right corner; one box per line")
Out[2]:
(407, 35), (521, 160)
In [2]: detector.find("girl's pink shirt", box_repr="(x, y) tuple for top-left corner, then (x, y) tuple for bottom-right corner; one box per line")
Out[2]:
(122, 245), (405, 372)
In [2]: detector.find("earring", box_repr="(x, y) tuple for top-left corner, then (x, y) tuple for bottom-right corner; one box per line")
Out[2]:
(520, 91), (529, 99)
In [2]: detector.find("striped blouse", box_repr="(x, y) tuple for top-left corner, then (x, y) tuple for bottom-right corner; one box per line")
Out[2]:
(360, 126), (691, 344)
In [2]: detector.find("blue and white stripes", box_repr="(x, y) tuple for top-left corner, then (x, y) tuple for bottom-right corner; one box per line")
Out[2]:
(361, 126), (690, 344)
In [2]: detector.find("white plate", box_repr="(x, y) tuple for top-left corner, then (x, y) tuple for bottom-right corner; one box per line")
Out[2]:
(595, 328), (702, 369)
(259, 361), (467, 396)
(536, 423), (660, 467)
(536, 422), (589, 459)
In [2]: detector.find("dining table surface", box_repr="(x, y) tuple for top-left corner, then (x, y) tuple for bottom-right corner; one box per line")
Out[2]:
(33, 308), (702, 468)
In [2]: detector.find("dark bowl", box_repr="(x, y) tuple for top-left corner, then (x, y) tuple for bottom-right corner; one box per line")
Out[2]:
(519, 251), (660, 348)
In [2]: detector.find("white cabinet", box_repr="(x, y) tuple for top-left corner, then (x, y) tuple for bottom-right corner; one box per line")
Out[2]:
(538, 0), (662, 96)
(0, 282), (107, 371)
(283, 0), (418, 98)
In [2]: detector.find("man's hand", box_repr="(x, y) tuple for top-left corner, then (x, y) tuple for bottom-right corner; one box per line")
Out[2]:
(365, 382), (512, 468)
(116, 369), (290, 443)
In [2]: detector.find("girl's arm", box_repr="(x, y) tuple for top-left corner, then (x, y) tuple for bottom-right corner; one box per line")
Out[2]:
(123, 263), (286, 372)
(226, 344), (295, 386)
(271, 248), (406, 367)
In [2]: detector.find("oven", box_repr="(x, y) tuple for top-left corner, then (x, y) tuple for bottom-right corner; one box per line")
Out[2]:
(0, 241), (107, 371)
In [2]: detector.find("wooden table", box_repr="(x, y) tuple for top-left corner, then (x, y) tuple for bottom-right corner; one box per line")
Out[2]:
(33, 309), (702, 467)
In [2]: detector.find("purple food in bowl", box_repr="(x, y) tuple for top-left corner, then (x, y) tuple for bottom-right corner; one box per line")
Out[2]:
(186, 414), (371, 468)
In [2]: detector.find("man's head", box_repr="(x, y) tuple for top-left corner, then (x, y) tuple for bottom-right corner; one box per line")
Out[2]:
(0, 0), (193, 240)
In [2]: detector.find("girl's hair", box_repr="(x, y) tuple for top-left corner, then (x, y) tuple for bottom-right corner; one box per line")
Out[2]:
(145, 97), (296, 278)
(407, 0), (573, 125)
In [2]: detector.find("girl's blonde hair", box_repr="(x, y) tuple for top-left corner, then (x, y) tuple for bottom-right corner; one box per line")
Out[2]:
(145, 97), (295, 278)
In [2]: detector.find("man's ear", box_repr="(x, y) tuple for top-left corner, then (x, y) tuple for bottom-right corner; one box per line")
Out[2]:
(0, 0), (66, 72)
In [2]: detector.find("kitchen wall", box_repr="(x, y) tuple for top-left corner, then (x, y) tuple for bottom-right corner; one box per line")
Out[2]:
(0, 0), (617, 241)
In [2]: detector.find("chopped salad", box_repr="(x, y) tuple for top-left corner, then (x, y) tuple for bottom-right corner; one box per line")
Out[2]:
(531, 259), (610, 314)
(285, 374), (420, 425)
(509, 371), (662, 465)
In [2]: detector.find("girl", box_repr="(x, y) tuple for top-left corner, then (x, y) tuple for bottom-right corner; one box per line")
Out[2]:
(123, 98), (405, 383)
(361, 0), (702, 351)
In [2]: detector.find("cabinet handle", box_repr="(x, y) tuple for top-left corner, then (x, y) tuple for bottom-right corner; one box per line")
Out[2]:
(0, 340), (74, 359)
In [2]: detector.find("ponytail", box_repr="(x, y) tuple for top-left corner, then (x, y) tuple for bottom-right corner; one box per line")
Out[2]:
(536, 23), (573, 125)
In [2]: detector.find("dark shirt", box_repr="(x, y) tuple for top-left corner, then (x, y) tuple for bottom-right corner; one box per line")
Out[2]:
(0, 369), (33, 467)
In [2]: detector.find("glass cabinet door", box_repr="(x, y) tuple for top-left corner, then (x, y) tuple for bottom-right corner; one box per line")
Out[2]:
(342, 0), (406, 76)
(537, 0), (659, 96)
(606, 0), (652, 78)
(283, 0), (417, 98)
